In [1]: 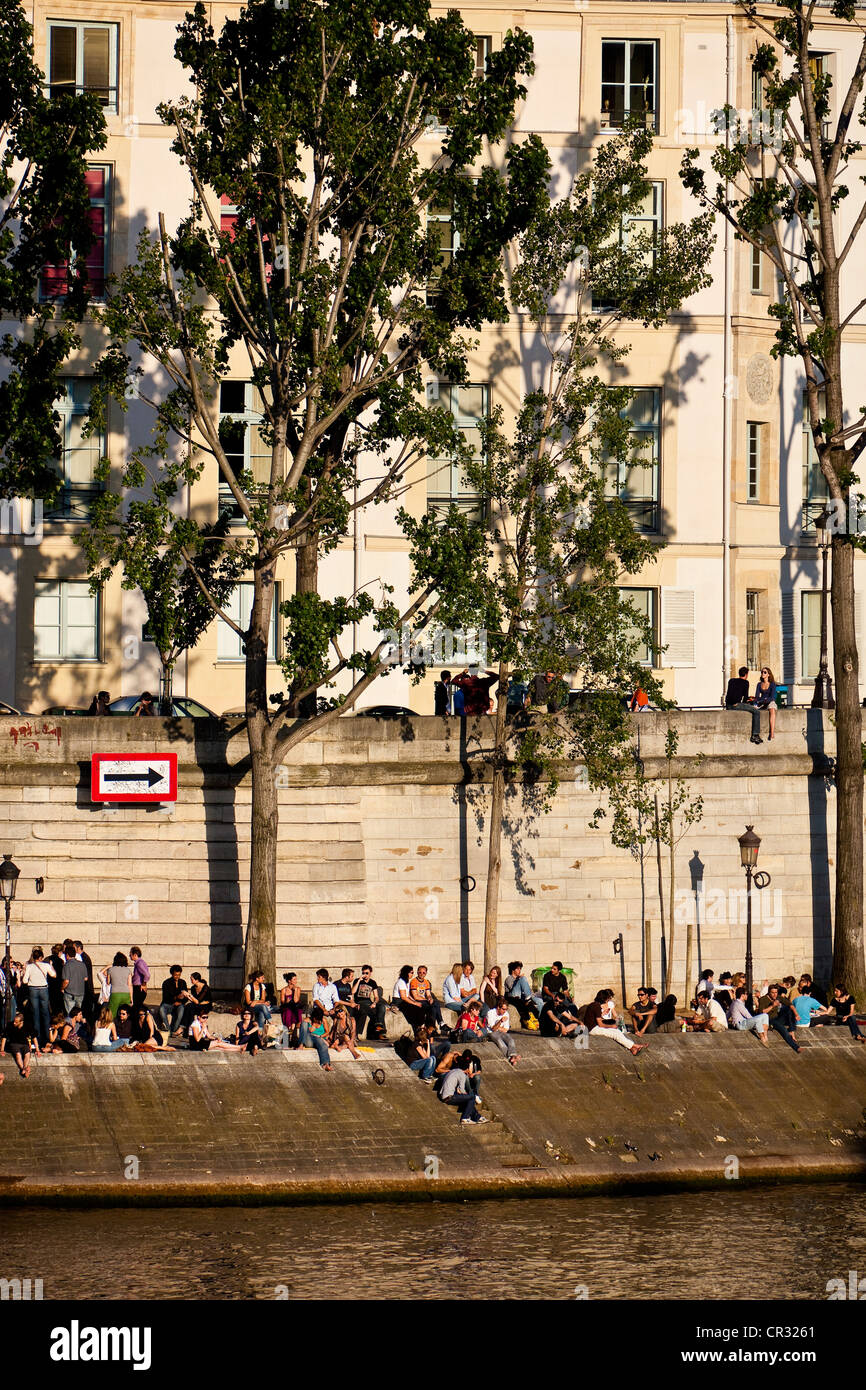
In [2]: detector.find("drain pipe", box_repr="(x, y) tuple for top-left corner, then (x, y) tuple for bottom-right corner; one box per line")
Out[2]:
(721, 16), (735, 703)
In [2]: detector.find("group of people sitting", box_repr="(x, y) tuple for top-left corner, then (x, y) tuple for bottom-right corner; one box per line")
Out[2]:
(627, 968), (864, 1054)
(724, 665), (781, 743)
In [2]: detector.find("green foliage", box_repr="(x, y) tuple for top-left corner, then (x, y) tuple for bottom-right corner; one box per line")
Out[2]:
(0, 2), (106, 500)
(427, 125), (713, 813)
(84, 0), (549, 721)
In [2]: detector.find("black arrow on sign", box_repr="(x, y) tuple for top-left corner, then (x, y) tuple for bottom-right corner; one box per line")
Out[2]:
(104, 767), (165, 788)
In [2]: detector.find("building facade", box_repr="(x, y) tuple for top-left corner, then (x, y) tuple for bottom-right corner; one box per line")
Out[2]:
(3, 0), (865, 716)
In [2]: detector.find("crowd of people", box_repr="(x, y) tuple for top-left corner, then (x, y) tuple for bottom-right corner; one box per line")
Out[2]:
(626, 968), (865, 1053)
(2, 945), (861, 1099)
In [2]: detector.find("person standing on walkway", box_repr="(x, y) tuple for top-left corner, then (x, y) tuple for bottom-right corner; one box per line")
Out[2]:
(61, 939), (87, 1018)
(22, 948), (54, 1049)
(130, 947), (150, 1009)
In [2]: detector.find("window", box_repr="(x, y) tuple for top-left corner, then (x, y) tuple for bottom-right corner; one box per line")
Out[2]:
(217, 582), (279, 661)
(40, 165), (110, 301)
(802, 388), (829, 532)
(33, 580), (99, 660)
(751, 61), (766, 117)
(44, 380), (104, 521)
(746, 422), (762, 501)
(475, 36), (492, 76)
(619, 587), (656, 666)
(746, 590), (763, 669)
(602, 387), (661, 533)
(593, 182), (663, 311)
(801, 590), (822, 679)
(601, 40), (658, 131)
(426, 201), (457, 296)
(218, 381), (271, 521)
(47, 21), (118, 112)
(426, 383), (487, 520)
(750, 242), (763, 293)
(807, 52), (832, 140)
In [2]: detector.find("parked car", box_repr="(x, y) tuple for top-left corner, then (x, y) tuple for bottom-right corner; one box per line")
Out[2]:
(0, 701), (28, 717)
(43, 696), (219, 718)
(351, 705), (419, 718)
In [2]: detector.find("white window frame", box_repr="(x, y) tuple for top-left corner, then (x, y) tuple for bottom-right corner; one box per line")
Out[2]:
(750, 242), (763, 293)
(602, 386), (661, 533)
(45, 379), (105, 520)
(802, 387), (829, 532)
(601, 39), (659, 131)
(426, 383), (488, 517)
(218, 381), (270, 521)
(801, 590), (822, 680)
(619, 586), (657, 667)
(217, 582), (279, 662)
(475, 35), (492, 76)
(746, 421), (762, 501)
(33, 579), (100, 661)
(46, 20), (119, 113)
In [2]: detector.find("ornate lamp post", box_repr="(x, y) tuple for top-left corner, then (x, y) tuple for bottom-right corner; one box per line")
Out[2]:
(737, 826), (761, 998)
(0, 854), (20, 1028)
(811, 509), (835, 709)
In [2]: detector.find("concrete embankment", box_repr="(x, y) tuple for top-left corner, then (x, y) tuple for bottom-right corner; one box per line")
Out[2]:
(2, 1031), (865, 1206)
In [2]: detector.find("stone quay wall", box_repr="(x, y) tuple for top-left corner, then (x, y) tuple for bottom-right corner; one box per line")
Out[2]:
(0, 707), (844, 1001)
(0, 1031), (864, 1205)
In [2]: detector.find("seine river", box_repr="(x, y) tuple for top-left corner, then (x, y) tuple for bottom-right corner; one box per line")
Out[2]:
(1, 1182), (863, 1300)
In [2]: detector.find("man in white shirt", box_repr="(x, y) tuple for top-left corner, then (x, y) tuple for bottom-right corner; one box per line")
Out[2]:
(312, 968), (339, 1015)
(694, 990), (728, 1033)
(486, 999), (519, 1063)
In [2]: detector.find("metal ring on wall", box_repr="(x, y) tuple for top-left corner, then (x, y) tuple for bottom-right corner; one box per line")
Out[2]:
(459, 875), (476, 892)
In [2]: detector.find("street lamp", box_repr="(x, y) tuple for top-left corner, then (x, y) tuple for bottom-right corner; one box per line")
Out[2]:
(737, 826), (761, 998)
(811, 509), (835, 710)
(0, 854), (20, 1028)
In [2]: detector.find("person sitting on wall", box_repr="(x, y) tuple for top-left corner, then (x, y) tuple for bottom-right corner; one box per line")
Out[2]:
(1, 1011), (36, 1077)
(486, 996), (520, 1065)
(352, 965), (386, 1040)
(134, 692), (156, 717)
(299, 1005), (333, 1070)
(243, 970), (272, 1031)
(653, 995), (681, 1032)
(457, 999), (486, 1041)
(504, 961), (542, 1023)
(336, 967), (361, 1020)
(629, 987), (657, 1037)
(442, 964), (465, 1023)
(88, 689), (112, 715)
(438, 1055), (488, 1124)
(727, 987), (770, 1046)
(279, 972), (304, 1048)
(405, 1024), (437, 1081)
(328, 1003), (362, 1059)
(408, 964), (444, 1031)
(691, 989), (728, 1033)
(541, 961), (574, 1008)
(188, 1011), (241, 1052)
(749, 666), (778, 744)
(584, 989), (647, 1055)
(234, 1008), (264, 1055)
(791, 989), (834, 1030)
(758, 983), (801, 1054)
(629, 686), (650, 712)
(724, 667), (751, 708)
(159, 965), (190, 1037)
(311, 968), (339, 1017)
(796, 973), (827, 1006)
(125, 1005), (171, 1051)
(823, 984), (866, 1042)
(459, 961), (481, 1007)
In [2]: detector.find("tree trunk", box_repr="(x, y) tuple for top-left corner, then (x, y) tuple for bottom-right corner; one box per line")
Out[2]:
(158, 660), (173, 716)
(244, 563), (278, 989)
(654, 792), (666, 985)
(482, 659), (510, 974)
(830, 532), (865, 999)
(296, 531), (318, 718)
(665, 764), (675, 997)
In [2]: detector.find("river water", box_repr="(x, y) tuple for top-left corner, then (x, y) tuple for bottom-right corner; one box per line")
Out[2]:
(1, 1182), (863, 1300)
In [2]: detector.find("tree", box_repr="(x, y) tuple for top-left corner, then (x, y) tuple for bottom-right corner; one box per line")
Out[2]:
(680, 0), (866, 995)
(83, 0), (549, 986)
(424, 124), (714, 970)
(610, 728), (704, 995)
(0, 2), (106, 501)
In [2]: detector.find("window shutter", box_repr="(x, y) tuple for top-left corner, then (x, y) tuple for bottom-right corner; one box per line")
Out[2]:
(661, 589), (695, 668)
(780, 590), (798, 686)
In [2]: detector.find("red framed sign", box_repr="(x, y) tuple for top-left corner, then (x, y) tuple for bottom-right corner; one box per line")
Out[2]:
(91, 752), (178, 803)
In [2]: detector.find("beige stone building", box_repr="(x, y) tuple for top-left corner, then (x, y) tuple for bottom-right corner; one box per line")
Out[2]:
(3, 0), (866, 716)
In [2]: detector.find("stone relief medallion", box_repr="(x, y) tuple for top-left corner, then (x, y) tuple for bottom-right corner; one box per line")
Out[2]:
(746, 353), (774, 405)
